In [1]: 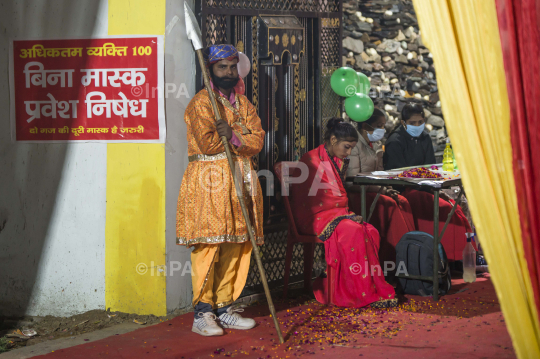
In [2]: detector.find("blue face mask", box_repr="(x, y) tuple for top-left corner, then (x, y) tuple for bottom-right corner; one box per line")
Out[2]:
(405, 123), (425, 137)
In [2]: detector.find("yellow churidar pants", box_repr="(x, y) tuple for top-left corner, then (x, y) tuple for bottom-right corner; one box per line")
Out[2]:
(191, 241), (253, 308)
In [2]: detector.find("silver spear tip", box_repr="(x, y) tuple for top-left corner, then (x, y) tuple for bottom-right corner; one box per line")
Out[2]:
(184, 1), (203, 50)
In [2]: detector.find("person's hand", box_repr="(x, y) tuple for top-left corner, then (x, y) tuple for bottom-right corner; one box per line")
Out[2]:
(216, 120), (233, 140)
(440, 192), (452, 202)
(387, 188), (400, 200)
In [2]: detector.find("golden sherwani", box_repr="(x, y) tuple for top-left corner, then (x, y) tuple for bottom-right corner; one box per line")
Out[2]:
(177, 88), (265, 308)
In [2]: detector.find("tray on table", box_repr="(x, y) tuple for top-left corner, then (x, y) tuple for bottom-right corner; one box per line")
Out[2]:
(346, 164), (463, 301)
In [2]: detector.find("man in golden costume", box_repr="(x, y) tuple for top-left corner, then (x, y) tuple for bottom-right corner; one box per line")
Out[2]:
(176, 44), (265, 336)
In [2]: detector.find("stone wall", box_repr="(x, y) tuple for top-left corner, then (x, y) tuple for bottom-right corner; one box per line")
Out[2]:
(342, 0), (447, 157)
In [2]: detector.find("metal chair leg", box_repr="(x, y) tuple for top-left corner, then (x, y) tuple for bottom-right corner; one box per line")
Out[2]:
(433, 190), (440, 301)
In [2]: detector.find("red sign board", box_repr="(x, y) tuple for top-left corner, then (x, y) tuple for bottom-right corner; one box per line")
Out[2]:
(9, 36), (165, 142)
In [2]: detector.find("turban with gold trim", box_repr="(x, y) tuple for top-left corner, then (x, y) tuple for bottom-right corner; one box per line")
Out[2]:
(203, 44), (239, 67)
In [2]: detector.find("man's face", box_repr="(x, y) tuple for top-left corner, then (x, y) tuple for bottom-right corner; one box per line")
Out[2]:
(211, 58), (239, 90)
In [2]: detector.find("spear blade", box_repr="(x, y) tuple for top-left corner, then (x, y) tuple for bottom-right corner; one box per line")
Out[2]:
(184, 2), (203, 50)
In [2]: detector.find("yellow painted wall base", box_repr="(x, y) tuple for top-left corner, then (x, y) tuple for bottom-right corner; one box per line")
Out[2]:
(105, 0), (166, 316)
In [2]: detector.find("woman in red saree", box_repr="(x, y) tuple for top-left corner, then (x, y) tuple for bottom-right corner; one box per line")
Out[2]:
(289, 118), (397, 308)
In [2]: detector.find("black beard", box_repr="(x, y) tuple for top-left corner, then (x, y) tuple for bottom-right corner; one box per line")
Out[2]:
(212, 74), (239, 90)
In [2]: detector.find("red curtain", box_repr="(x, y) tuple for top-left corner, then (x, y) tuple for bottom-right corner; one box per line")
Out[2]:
(496, 0), (540, 315)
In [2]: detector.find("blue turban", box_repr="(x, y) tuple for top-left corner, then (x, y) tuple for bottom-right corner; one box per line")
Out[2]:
(203, 44), (239, 66)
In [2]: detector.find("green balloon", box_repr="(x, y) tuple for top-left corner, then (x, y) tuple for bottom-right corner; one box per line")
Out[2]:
(344, 93), (375, 122)
(357, 72), (371, 95)
(330, 67), (360, 97)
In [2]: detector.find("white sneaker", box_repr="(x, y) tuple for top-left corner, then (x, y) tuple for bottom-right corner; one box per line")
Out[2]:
(192, 312), (224, 336)
(218, 304), (256, 330)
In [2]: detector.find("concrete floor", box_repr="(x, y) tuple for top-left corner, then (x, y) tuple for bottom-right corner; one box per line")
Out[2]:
(0, 322), (148, 359)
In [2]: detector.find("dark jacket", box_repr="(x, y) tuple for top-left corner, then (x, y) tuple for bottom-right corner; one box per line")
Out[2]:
(383, 125), (436, 170)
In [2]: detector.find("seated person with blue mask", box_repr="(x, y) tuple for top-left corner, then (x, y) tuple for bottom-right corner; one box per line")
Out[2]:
(382, 102), (476, 263)
(383, 103), (435, 170)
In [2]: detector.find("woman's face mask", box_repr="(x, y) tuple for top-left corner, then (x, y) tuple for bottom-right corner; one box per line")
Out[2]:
(367, 128), (386, 142)
(405, 123), (425, 137)
(365, 120), (387, 142)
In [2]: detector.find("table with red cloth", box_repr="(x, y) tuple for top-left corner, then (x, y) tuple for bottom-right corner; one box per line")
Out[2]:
(348, 173), (464, 301)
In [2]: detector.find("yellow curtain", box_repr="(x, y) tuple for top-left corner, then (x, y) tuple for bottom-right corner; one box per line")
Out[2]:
(411, 0), (540, 357)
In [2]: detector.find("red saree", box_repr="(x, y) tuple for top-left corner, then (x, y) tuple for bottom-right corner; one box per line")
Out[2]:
(348, 192), (415, 268)
(290, 145), (395, 307)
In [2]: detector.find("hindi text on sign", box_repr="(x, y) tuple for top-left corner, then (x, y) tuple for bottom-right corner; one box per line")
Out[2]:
(86, 43), (128, 57)
(24, 62), (74, 88)
(20, 44), (83, 58)
(80, 68), (147, 87)
(85, 91), (148, 118)
(12, 36), (163, 142)
(24, 93), (78, 123)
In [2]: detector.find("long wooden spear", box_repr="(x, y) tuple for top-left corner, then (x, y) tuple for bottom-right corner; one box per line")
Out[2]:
(184, 2), (284, 343)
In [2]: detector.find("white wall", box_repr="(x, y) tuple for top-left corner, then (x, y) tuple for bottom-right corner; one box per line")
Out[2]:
(164, 0), (196, 312)
(0, 0), (109, 316)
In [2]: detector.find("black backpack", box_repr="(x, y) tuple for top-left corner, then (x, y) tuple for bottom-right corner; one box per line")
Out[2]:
(395, 231), (451, 296)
